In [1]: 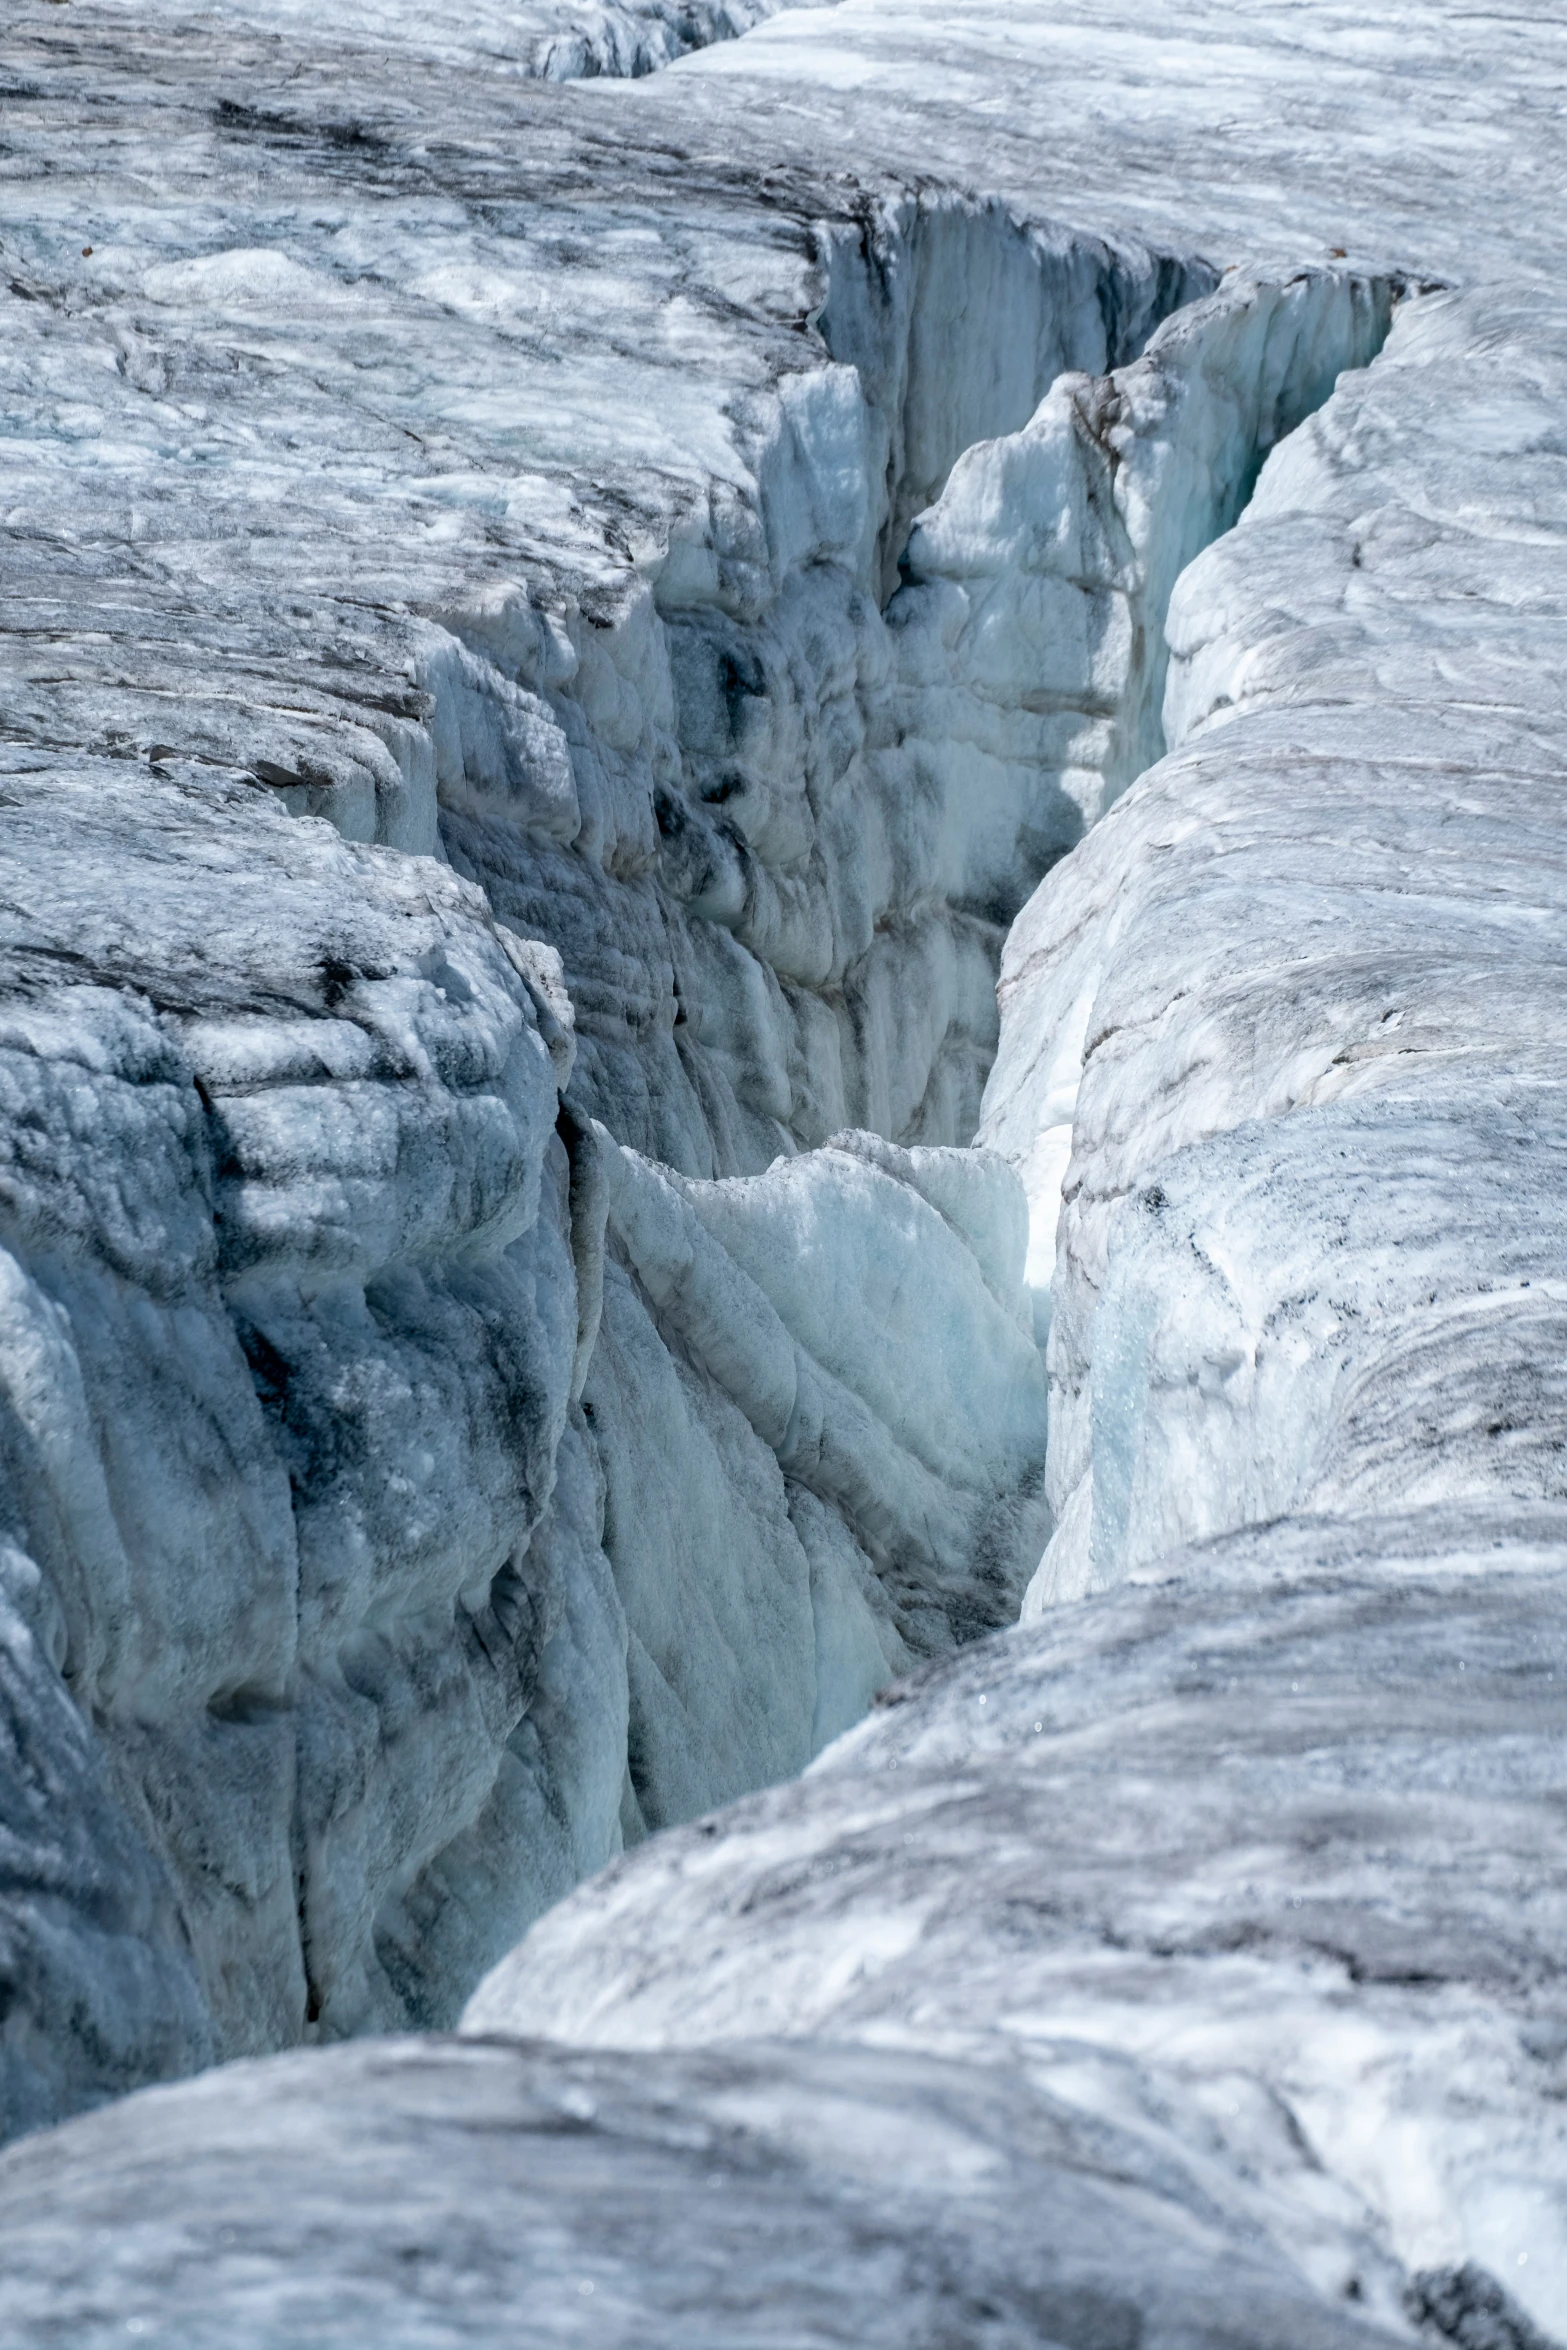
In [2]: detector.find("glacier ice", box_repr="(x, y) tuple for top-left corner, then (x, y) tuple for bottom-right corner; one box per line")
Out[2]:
(0, 1), (1388, 2105)
(0, 740), (1052, 2063)
(0, 2028), (1433, 2349)
(1, 0), (1567, 2339)
(470, 1508), (1567, 2335)
(152, 0), (810, 81)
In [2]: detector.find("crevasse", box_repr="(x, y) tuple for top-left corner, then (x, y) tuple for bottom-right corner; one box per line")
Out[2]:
(468, 279), (1567, 2341)
(0, 190), (1399, 2129)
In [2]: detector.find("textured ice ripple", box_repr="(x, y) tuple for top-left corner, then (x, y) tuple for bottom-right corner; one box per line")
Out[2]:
(0, 2030), (1415, 2350)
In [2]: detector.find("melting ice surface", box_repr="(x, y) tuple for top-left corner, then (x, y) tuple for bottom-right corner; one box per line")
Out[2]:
(0, 0), (1566, 2341)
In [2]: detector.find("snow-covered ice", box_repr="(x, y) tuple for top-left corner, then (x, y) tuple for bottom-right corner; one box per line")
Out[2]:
(1, 0), (1566, 2338)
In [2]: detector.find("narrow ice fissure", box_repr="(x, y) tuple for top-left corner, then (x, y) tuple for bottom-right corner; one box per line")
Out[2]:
(255, 220), (1405, 2047)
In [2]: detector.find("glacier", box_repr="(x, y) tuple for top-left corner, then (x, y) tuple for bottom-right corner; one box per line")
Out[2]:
(0, 0), (1565, 2340)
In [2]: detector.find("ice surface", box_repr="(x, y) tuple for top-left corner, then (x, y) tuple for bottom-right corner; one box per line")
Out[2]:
(2, 0), (1567, 2337)
(646, 0), (1561, 290)
(127, 0), (813, 81)
(469, 1509), (1567, 2334)
(0, 2031), (1416, 2348)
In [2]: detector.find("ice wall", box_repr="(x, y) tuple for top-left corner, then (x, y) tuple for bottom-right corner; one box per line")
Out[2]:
(982, 284), (1567, 1610)
(439, 242), (1389, 1193)
(0, 751), (1049, 2100)
(0, 766), (577, 2088)
(439, 197), (1214, 1181)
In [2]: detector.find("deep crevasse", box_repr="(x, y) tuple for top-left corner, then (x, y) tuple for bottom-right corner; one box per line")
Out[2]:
(0, 154), (1396, 2125)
